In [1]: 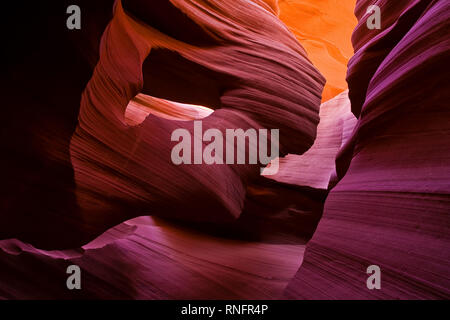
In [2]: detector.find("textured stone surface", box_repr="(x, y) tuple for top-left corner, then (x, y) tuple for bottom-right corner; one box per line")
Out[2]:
(0, 0), (327, 299)
(279, 0), (357, 101)
(1, 0), (448, 300)
(285, 0), (450, 299)
(269, 90), (356, 189)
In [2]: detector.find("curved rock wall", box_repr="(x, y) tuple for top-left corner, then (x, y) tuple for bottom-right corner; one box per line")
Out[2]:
(285, 0), (450, 299)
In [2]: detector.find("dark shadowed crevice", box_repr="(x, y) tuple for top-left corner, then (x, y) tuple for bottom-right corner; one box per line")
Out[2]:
(122, 0), (219, 46)
(141, 48), (235, 110)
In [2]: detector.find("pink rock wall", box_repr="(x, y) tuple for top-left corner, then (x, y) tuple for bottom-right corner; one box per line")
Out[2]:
(285, 0), (450, 299)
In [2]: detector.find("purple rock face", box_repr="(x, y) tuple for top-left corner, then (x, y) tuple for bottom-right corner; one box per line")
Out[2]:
(0, 0), (449, 300)
(285, 0), (450, 299)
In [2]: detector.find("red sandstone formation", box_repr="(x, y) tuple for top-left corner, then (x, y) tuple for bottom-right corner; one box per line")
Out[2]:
(69, 0), (324, 232)
(0, 0), (448, 300)
(279, 0), (357, 102)
(285, 0), (450, 299)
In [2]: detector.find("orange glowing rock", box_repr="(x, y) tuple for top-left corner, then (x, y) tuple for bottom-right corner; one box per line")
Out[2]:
(279, 0), (357, 102)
